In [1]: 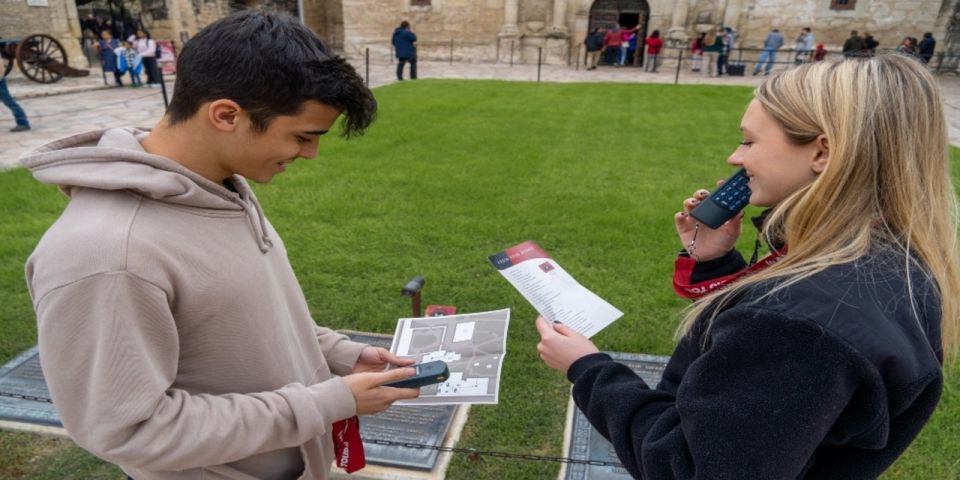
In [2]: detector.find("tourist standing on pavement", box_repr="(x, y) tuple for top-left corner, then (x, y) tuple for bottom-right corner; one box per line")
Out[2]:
(392, 21), (417, 80)
(813, 42), (827, 62)
(690, 32), (705, 72)
(602, 24), (622, 66)
(0, 77), (31, 132)
(842, 30), (864, 57)
(134, 29), (161, 88)
(702, 27), (724, 77)
(752, 28), (784, 75)
(619, 25), (640, 66)
(919, 33), (936, 64)
(584, 27), (605, 70)
(96, 30), (123, 87)
(793, 27), (814, 64)
(862, 32), (879, 56)
(644, 30), (663, 73)
(717, 27), (734, 76)
(116, 40), (143, 87)
(535, 54), (957, 480)
(21, 10), (418, 480)
(896, 37), (919, 57)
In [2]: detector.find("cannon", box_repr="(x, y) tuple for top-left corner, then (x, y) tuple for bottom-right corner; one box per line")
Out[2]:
(1, 33), (89, 83)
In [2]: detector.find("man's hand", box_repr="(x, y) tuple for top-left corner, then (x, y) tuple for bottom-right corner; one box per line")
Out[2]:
(342, 368), (420, 416)
(535, 316), (599, 375)
(353, 346), (415, 373)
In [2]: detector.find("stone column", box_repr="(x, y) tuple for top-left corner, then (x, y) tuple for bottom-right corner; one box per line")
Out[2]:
(499, 0), (521, 62)
(549, 0), (569, 34)
(722, 0), (744, 35)
(714, 0), (728, 28)
(501, 0), (520, 36)
(667, 0), (690, 44)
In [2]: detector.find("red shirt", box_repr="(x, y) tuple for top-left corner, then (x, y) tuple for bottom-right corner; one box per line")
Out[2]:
(604, 30), (622, 47)
(646, 37), (664, 55)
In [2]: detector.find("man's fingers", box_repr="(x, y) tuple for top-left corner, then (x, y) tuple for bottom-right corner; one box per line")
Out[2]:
(552, 322), (578, 337)
(392, 355), (416, 366)
(373, 367), (415, 386)
(534, 316), (555, 337)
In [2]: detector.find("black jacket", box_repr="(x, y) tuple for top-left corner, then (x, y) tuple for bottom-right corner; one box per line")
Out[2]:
(568, 246), (943, 479)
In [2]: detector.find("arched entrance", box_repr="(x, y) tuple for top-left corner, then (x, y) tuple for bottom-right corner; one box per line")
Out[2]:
(587, 0), (650, 66)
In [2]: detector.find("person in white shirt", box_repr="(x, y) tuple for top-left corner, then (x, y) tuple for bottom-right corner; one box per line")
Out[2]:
(132, 29), (161, 88)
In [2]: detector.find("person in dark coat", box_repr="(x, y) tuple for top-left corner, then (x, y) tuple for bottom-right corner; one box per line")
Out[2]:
(584, 27), (605, 70)
(392, 21), (417, 80)
(842, 30), (864, 57)
(536, 55), (957, 480)
(919, 32), (936, 64)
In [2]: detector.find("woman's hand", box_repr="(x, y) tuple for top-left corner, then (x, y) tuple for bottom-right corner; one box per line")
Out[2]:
(674, 182), (743, 262)
(535, 316), (599, 375)
(352, 346), (415, 374)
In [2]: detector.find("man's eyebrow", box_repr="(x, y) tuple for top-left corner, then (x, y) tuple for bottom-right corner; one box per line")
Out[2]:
(302, 130), (329, 136)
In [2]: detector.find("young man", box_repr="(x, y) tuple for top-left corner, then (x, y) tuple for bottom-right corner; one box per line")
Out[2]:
(22, 10), (418, 480)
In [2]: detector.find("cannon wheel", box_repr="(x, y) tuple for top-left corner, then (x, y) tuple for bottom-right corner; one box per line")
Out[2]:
(16, 33), (67, 83)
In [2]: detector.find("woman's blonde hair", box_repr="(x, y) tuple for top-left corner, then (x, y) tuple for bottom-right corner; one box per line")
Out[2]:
(704, 27), (717, 47)
(679, 55), (960, 361)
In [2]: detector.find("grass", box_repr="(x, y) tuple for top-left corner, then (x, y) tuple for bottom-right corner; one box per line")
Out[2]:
(1, 80), (958, 479)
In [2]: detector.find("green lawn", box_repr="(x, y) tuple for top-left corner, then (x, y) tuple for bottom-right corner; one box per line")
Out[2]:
(1, 80), (958, 479)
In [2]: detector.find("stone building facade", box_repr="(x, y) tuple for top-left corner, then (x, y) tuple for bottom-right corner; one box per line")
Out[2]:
(3, 0), (958, 71)
(322, 0), (955, 65)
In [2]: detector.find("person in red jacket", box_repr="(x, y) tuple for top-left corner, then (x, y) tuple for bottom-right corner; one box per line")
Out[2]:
(644, 30), (664, 72)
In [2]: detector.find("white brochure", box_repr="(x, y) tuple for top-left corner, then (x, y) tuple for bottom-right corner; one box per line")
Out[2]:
(488, 241), (622, 338)
(390, 308), (510, 405)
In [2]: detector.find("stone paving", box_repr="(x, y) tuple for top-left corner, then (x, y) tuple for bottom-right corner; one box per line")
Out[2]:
(2, 60), (959, 169)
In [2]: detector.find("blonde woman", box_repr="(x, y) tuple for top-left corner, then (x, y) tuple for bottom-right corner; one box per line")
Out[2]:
(536, 55), (958, 478)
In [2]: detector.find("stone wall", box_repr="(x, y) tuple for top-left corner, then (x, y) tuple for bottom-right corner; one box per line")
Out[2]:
(0, 0), (85, 70)
(338, 0), (506, 62)
(733, 0), (943, 50)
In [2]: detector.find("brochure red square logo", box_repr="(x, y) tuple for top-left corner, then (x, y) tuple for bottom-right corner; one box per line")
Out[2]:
(539, 262), (555, 273)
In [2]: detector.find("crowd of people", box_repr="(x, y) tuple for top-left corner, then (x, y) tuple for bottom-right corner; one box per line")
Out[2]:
(82, 14), (163, 89)
(585, 23), (940, 76)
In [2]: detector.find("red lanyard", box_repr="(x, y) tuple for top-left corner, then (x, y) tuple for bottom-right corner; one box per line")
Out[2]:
(673, 249), (785, 299)
(332, 416), (365, 473)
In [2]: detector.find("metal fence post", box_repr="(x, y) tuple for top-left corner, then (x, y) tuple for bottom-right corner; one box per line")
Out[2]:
(158, 67), (169, 108)
(365, 47), (369, 86)
(449, 39), (454, 64)
(576, 43), (582, 71)
(537, 47), (542, 82)
(510, 40), (514, 67)
(674, 46), (683, 85)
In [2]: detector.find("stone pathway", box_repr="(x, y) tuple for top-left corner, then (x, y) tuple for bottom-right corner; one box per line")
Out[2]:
(2, 61), (959, 169)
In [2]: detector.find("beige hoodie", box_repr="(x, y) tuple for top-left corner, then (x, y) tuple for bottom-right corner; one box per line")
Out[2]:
(21, 127), (365, 479)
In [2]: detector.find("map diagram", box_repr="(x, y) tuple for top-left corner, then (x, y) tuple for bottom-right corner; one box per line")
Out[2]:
(389, 309), (510, 405)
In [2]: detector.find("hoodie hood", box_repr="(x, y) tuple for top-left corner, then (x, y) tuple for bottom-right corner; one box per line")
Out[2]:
(20, 127), (275, 252)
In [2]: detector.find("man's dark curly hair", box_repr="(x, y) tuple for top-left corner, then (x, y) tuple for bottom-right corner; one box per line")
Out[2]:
(166, 10), (376, 137)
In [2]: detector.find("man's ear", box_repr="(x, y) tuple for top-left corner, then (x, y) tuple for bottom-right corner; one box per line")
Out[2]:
(206, 99), (243, 133)
(812, 134), (829, 174)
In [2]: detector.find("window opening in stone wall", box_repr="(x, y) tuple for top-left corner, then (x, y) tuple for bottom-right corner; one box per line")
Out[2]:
(829, 0), (856, 10)
(411, 0), (431, 7)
